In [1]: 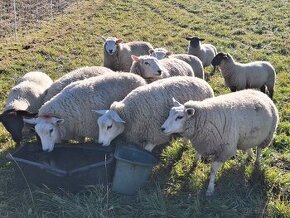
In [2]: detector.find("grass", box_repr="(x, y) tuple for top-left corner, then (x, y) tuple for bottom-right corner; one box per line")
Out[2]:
(0, 0), (289, 217)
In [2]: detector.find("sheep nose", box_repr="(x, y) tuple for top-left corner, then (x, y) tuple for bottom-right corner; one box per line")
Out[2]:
(157, 70), (162, 75)
(161, 127), (165, 132)
(109, 49), (113, 53)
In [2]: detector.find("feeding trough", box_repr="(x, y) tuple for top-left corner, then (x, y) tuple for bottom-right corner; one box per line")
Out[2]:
(112, 144), (159, 195)
(6, 143), (115, 192)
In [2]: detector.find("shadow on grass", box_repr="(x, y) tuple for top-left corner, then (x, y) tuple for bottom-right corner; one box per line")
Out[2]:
(147, 154), (270, 217)
(201, 163), (268, 217)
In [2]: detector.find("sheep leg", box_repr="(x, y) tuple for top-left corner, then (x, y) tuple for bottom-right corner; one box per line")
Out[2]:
(260, 85), (266, 93)
(144, 143), (156, 152)
(206, 161), (222, 196)
(255, 147), (262, 165)
(246, 148), (254, 160)
(268, 89), (274, 99)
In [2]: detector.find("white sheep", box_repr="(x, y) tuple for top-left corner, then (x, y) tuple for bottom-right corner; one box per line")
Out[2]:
(161, 89), (279, 196)
(102, 37), (153, 72)
(24, 72), (146, 152)
(44, 66), (113, 102)
(130, 55), (194, 83)
(149, 48), (204, 79)
(211, 52), (276, 98)
(95, 76), (214, 151)
(186, 37), (217, 67)
(0, 71), (53, 144)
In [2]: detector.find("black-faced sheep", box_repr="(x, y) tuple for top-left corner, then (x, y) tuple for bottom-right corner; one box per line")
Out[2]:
(211, 52), (276, 98)
(0, 71), (53, 144)
(186, 37), (217, 67)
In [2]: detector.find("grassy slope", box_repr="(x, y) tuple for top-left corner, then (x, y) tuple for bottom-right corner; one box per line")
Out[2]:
(0, 0), (289, 217)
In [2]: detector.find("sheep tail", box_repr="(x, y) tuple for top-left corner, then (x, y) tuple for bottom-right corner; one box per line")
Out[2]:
(258, 105), (279, 149)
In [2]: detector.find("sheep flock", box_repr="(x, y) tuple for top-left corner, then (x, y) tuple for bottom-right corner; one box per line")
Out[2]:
(1, 36), (280, 196)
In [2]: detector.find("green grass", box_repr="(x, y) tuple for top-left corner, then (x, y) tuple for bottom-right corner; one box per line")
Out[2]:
(0, 0), (289, 217)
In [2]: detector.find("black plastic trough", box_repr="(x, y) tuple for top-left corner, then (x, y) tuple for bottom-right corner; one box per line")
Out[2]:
(6, 143), (115, 192)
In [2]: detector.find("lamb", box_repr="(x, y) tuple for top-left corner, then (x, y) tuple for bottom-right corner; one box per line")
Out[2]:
(161, 89), (279, 196)
(211, 52), (276, 98)
(130, 55), (194, 83)
(23, 72), (146, 152)
(149, 48), (204, 79)
(186, 37), (217, 67)
(95, 76), (214, 151)
(44, 66), (113, 102)
(0, 71), (53, 144)
(102, 36), (153, 72)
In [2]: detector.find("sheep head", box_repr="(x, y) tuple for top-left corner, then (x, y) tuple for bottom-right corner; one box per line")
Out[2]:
(149, 48), (172, 60)
(0, 109), (37, 145)
(186, 36), (204, 48)
(94, 109), (125, 146)
(23, 115), (64, 152)
(103, 36), (123, 55)
(211, 52), (230, 66)
(161, 98), (195, 135)
(131, 55), (166, 80)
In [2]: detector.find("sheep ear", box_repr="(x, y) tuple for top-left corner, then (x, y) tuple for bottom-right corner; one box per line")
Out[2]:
(186, 108), (195, 117)
(15, 110), (38, 118)
(116, 38), (123, 44)
(131, 55), (140, 62)
(23, 117), (40, 125)
(51, 117), (64, 125)
(172, 97), (182, 107)
(149, 49), (154, 54)
(199, 38), (205, 41)
(110, 111), (125, 123)
(186, 37), (192, 41)
(92, 110), (108, 115)
(101, 36), (106, 42)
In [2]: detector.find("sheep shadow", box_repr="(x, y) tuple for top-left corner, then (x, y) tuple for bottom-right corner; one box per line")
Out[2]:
(150, 150), (269, 217)
(191, 161), (269, 217)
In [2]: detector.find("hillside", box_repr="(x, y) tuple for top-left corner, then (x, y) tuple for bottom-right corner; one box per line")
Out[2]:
(0, 0), (289, 217)
(0, 0), (79, 37)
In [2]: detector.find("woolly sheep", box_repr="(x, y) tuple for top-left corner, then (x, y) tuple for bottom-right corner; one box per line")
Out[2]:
(24, 72), (146, 152)
(0, 71), (53, 144)
(161, 89), (279, 196)
(102, 37), (153, 72)
(130, 55), (194, 83)
(149, 48), (204, 79)
(44, 66), (113, 102)
(186, 37), (217, 67)
(211, 52), (276, 98)
(96, 76), (214, 151)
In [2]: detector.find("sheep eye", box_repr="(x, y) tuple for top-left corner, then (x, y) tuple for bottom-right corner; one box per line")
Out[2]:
(107, 124), (112, 130)
(49, 129), (53, 134)
(176, 116), (183, 120)
(144, 62), (149, 65)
